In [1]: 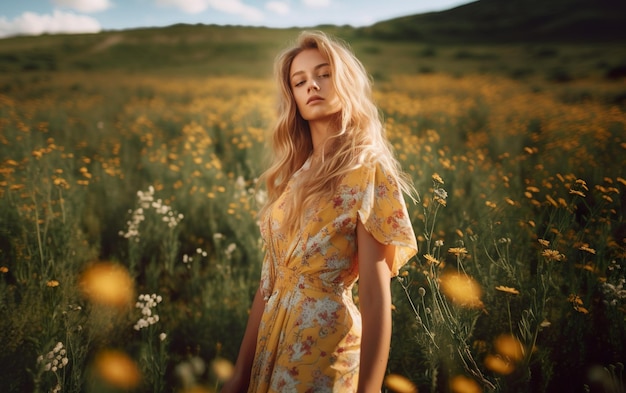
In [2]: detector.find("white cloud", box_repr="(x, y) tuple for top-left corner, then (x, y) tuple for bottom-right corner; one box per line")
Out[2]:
(156, 0), (209, 14)
(52, 0), (113, 13)
(302, 0), (330, 8)
(155, 0), (263, 21)
(0, 10), (101, 38)
(266, 1), (290, 15)
(207, 0), (264, 21)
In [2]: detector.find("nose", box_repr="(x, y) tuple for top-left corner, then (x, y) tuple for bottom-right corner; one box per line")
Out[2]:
(308, 79), (320, 92)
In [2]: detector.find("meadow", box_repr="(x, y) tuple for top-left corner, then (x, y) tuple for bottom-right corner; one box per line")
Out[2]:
(0, 27), (625, 393)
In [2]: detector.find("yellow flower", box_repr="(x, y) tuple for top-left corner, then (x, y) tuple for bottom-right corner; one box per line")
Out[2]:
(424, 253), (439, 265)
(450, 375), (481, 393)
(47, 280), (60, 287)
(578, 244), (596, 254)
(440, 272), (483, 308)
(538, 239), (550, 247)
(493, 334), (524, 361)
(495, 285), (519, 295)
(484, 354), (515, 375)
(541, 249), (565, 262)
(0, 266), (8, 273)
(93, 349), (141, 389)
(432, 173), (444, 184)
(80, 262), (134, 307)
(448, 247), (468, 257)
(384, 374), (418, 393)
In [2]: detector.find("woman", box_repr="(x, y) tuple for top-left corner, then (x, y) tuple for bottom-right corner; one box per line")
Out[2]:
(221, 30), (417, 393)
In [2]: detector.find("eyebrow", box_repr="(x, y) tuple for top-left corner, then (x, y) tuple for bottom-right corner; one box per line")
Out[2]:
(290, 62), (330, 80)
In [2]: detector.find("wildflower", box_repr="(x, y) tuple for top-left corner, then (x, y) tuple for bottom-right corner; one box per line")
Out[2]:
(80, 262), (134, 307)
(484, 354), (515, 375)
(575, 179), (589, 191)
(159, 332), (167, 341)
(134, 293), (163, 330)
(450, 375), (481, 393)
(418, 287), (426, 297)
(538, 238), (550, 247)
(38, 342), (69, 373)
(569, 189), (586, 198)
(434, 240), (444, 247)
(440, 272), (483, 308)
(212, 358), (235, 383)
(432, 173), (444, 184)
(0, 266), (8, 273)
(47, 280), (60, 287)
(224, 243), (237, 260)
(384, 374), (418, 393)
(448, 247), (468, 257)
(93, 349), (141, 389)
(494, 334), (524, 361)
(433, 187), (448, 206)
(495, 285), (519, 295)
(423, 253), (439, 265)
(541, 249), (565, 262)
(540, 319), (552, 328)
(568, 294), (589, 313)
(578, 244), (596, 254)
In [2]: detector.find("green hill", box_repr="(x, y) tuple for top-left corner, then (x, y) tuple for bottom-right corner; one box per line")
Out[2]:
(361, 0), (626, 43)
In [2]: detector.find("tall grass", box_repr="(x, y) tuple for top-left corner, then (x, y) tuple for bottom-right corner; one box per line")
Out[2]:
(0, 69), (624, 392)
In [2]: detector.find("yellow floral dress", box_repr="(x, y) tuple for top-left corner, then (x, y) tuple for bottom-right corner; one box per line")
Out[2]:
(250, 159), (417, 393)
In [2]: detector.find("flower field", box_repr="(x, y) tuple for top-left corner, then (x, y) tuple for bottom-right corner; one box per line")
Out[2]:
(0, 68), (624, 392)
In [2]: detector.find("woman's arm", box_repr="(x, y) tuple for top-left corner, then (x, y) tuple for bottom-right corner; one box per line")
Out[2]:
(220, 286), (266, 393)
(356, 219), (394, 393)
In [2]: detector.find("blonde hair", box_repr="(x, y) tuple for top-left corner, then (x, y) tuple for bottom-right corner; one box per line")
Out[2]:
(259, 30), (414, 232)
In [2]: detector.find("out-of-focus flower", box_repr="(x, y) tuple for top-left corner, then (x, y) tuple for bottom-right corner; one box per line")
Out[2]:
(384, 373), (418, 393)
(47, 280), (60, 287)
(493, 334), (524, 361)
(450, 375), (481, 393)
(93, 349), (141, 389)
(211, 357), (234, 382)
(495, 285), (519, 295)
(578, 244), (596, 254)
(440, 272), (483, 308)
(80, 262), (134, 307)
(484, 354), (515, 375)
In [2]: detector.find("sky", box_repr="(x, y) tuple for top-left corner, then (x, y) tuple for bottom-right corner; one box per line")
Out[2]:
(0, 0), (471, 39)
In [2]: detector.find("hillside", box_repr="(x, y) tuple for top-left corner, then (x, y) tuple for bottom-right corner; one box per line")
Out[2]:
(360, 0), (626, 43)
(0, 0), (625, 79)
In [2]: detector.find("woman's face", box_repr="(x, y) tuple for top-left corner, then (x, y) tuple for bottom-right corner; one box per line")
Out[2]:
(289, 48), (342, 122)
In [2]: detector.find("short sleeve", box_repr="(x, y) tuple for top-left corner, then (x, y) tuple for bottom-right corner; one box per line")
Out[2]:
(357, 164), (418, 276)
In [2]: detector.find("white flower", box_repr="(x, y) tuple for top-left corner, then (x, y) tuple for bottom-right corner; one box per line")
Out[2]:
(159, 332), (167, 341)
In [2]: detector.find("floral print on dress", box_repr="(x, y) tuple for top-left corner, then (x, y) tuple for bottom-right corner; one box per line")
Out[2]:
(250, 160), (417, 392)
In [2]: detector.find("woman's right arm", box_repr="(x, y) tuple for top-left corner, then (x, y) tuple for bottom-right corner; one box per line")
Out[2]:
(220, 286), (266, 393)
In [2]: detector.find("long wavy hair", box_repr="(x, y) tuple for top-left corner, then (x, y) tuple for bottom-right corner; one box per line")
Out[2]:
(259, 30), (415, 233)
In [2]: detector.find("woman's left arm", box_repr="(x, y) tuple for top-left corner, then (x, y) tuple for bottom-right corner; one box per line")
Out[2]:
(356, 219), (394, 393)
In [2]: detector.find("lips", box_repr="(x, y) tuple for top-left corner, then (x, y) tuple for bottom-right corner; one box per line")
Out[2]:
(307, 95), (323, 104)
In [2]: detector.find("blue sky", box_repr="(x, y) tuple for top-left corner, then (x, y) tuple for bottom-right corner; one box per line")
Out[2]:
(0, 0), (470, 38)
